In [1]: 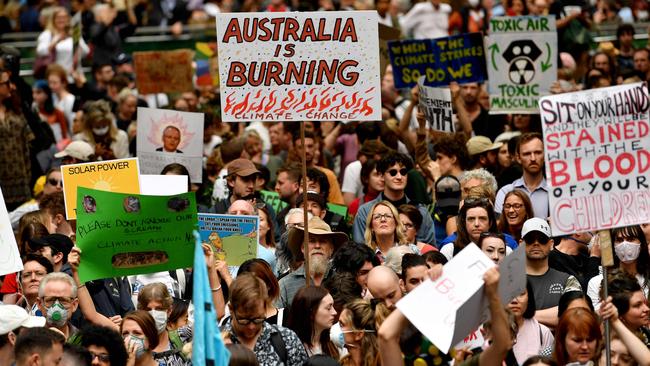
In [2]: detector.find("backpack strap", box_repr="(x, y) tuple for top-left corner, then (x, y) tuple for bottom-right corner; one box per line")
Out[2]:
(270, 330), (288, 364)
(168, 329), (187, 360)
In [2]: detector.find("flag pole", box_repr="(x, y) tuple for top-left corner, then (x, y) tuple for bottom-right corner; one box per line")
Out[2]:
(300, 122), (310, 287)
(599, 230), (614, 366)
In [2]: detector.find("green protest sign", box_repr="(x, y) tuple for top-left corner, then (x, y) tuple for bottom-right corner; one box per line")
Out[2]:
(327, 203), (348, 219)
(75, 187), (197, 283)
(261, 190), (288, 213)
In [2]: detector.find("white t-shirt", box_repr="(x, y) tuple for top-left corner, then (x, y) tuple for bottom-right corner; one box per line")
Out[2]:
(400, 2), (452, 40)
(341, 160), (363, 196)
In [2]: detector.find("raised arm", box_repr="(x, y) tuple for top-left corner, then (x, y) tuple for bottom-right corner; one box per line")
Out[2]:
(478, 267), (512, 366)
(600, 296), (650, 366)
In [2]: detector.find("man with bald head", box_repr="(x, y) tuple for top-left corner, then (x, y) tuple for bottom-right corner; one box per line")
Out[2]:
(367, 266), (403, 310)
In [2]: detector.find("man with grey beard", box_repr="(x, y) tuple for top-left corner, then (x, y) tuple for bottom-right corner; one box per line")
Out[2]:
(278, 216), (348, 308)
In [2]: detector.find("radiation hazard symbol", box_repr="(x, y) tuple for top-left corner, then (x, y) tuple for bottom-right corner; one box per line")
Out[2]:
(502, 40), (541, 85)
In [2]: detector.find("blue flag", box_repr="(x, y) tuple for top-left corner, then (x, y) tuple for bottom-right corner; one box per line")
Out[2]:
(192, 231), (230, 366)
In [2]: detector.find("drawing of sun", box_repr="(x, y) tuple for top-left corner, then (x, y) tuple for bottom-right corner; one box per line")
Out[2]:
(88, 173), (117, 191)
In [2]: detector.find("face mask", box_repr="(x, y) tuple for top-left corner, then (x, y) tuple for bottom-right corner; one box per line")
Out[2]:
(615, 241), (641, 263)
(330, 323), (344, 348)
(638, 10), (649, 20)
(92, 126), (110, 136)
(149, 309), (168, 333)
(46, 301), (68, 328)
(128, 335), (146, 358)
(468, 0), (479, 7)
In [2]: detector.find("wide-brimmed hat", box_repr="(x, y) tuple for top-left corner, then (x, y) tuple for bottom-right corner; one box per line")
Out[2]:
(288, 216), (348, 260)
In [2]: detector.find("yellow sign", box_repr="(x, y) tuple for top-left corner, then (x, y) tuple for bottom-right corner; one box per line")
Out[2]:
(61, 158), (141, 219)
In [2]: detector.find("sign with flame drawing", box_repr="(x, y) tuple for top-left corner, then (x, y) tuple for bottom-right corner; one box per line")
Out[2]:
(136, 107), (204, 183)
(216, 11), (382, 122)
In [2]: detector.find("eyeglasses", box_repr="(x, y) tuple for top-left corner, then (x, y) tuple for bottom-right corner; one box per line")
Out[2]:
(503, 203), (524, 211)
(47, 178), (63, 187)
(372, 213), (394, 221)
(41, 296), (75, 307)
(387, 168), (408, 177)
(90, 353), (110, 362)
(523, 232), (550, 245)
(233, 312), (265, 326)
(22, 271), (47, 279)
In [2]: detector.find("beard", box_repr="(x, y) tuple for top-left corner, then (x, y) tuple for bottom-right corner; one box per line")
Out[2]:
(309, 254), (329, 277)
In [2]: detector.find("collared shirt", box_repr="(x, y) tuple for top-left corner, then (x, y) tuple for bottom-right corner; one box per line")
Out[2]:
(495, 177), (549, 219)
(278, 265), (307, 309)
(221, 320), (307, 366)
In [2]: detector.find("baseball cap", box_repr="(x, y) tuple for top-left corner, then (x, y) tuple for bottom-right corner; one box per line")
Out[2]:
(435, 175), (461, 209)
(112, 52), (132, 66)
(54, 141), (95, 161)
(228, 158), (260, 177)
(28, 234), (74, 257)
(466, 136), (503, 156)
(494, 131), (522, 144)
(0, 305), (46, 335)
(295, 191), (327, 210)
(521, 217), (552, 239)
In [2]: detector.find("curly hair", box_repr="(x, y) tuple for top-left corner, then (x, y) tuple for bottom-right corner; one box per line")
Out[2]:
(80, 325), (129, 366)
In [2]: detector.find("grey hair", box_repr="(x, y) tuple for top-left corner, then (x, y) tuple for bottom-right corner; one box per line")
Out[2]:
(284, 208), (313, 225)
(460, 169), (498, 196)
(38, 272), (77, 298)
(383, 246), (418, 275)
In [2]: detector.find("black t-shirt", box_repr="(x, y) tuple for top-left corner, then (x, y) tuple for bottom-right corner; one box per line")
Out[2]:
(548, 248), (600, 290)
(471, 108), (507, 142)
(528, 268), (577, 310)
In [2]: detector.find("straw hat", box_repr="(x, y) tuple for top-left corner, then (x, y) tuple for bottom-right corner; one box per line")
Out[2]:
(287, 216), (348, 260)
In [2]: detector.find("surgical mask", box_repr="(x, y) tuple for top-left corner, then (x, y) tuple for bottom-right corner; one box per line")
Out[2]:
(46, 301), (68, 328)
(615, 241), (641, 263)
(330, 323), (345, 348)
(149, 309), (168, 333)
(92, 126), (110, 136)
(128, 335), (146, 358)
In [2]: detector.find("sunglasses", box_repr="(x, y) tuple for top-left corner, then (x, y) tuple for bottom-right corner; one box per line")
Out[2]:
(523, 232), (550, 245)
(90, 353), (110, 362)
(388, 168), (408, 177)
(47, 178), (63, 187)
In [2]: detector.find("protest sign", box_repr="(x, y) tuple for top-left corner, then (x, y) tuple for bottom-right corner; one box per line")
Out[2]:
(487, 16), (557, 114)
(140, 175), (189, 195)
(0, 188), (23, 276)
(260, 190), (288, 213)
(216, 11), (382, 122)
(197, 213), (258, 267)
(61, 158), (140, 219)
(379, 24), (401, 79)
(75, 188), (197, 283)
(539, 82), (650, 236)
(388, 33), (486, 89)
(397, 244), (495, 353)
(133, 50), (194, 94)
(418, 76), (454, 133)
(195, 42), (220, 87)
(137, 107), (204, 183)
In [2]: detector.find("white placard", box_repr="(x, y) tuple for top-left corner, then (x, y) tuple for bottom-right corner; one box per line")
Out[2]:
(136, 107), (204, 183)
(140, 175), (189, 195)
(418, 76), (454, 133)
(216, 11), (382, 122)
(0, 188), (23, 276)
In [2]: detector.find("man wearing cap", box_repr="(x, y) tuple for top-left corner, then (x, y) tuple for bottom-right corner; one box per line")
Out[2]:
(466, 136), (502, 173)
(495, 132), (549, 220)
(0, 305), (46, 366)
(28, 234), (74, 275)
(522, 218), (581, 327)
(206, 158), (260, 214)
(54, 141), (95, 165)
(279, 216), (348, 308)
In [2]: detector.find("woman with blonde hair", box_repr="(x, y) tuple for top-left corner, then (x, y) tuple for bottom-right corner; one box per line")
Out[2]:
(364, 201), (419, 263)
(339, 299), (388, 366)
(35, 6), (89, 79)
(73, 100), (129, 160)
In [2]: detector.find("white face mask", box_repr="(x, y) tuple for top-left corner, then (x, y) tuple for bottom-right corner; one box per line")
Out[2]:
(149, 309), (168, 333)
(92, 126), (110, 136)
(638, 10), (649, 20)
(468, 0), (480, 7)
(614, 241), (641, 263)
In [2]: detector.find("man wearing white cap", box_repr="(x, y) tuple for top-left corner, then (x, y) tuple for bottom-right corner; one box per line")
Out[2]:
(54, 140), (95, 165)
(521, 217), (581, 327)
(0, 305), (46, 366)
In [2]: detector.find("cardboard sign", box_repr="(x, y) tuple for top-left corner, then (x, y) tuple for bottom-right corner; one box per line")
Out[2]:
(136, 107), (204, 183)
(61, 158), (140, 219)
(487, 16), (557, 114)
(216, 11), (382, 122)
(133, 50), (194, 94)
(418, 76), (454, 133)
(539, 82), (650, 236)
(197, 213), (258, 266)
(260, 190), (288, 213)
(195, 42), (220, 87)
(140, 175), (189, 196)
(388, 33), (487, 89)
(75, 188), (197, 283)
(0, 188), (23, 276)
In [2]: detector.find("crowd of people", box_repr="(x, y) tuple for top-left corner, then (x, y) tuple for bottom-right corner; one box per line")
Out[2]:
(1, 0), (650, 365)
